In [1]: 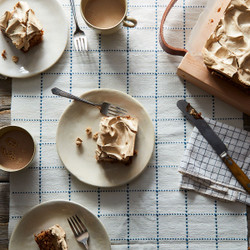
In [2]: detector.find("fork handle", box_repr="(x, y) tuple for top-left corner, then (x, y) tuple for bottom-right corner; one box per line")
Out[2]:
(51, 87), (97, 107)
(69, 0), (80, 30)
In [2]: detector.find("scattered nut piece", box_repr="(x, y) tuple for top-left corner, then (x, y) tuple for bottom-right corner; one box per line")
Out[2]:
(186, 103), (202, 119)
(134, 150), (138, 156)
(85, 127), (92, 136)
(1, 50), (7, 59)
(190, 109), (195, 115)
(12, 56), (19, 63)
(75, 137), (82, 146)
(92, 132), (98, 141)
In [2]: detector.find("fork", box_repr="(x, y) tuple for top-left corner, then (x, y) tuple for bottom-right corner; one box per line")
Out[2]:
(51, 87), (128, 117)
(68, 215), (89, 249)
(69, 0), (88, 51)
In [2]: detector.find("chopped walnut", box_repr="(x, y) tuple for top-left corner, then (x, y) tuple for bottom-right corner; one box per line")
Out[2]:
(12, 56), (19, 63)
(1, 50), (7, 59)
(134, 150), (138, 156)
(186, 103), (202, 119)
(85, 127), (92, 136)
(75, 137), (82, 146)
(190, 109), (196, 115)
(92, 132), (98, 141)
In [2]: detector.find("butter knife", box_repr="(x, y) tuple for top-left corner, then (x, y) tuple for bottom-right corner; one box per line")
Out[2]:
(177, 100), (250, 194)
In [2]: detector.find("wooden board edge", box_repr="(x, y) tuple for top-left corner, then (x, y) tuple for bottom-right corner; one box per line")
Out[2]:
(177, 53), (250, 116)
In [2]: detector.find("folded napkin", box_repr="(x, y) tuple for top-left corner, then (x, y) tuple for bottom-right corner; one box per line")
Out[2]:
(179, 118), (250, 205)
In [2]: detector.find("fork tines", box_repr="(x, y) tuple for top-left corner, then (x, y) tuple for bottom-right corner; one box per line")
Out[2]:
(74, 37), (87, 51)
(107, 105), (128, 117)
(67, 214), (87, 236)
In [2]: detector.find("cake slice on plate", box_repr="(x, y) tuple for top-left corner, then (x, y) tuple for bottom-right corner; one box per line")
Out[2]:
(0, 1), (43, 52)
(34, 224), (68, 250)
(95, 116), (138, 163)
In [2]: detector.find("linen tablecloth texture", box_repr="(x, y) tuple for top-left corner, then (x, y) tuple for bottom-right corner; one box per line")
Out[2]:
(9, 0), (248, 249)
(179, 118), (250, 205)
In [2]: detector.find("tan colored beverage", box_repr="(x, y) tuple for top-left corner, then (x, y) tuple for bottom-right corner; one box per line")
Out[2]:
(0, 126), (35, 171)
(81, 0), (137, 34)
(84, 0), (125, 28)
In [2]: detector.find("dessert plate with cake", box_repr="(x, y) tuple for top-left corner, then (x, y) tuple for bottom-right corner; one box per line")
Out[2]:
(0, 0), (68, 78)
(56, 89), (155, 187)
(9, 200), (111, 249)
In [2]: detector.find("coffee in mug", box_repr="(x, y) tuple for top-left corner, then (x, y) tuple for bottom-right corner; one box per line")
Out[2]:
(0, 126), (35, 172)
(81, 0), (137, 34)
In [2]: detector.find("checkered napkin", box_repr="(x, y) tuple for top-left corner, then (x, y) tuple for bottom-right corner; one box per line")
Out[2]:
(179, 118), (250, 205)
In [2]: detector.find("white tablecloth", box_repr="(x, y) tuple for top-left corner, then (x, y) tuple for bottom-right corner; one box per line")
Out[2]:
(9, 0), (248, 249)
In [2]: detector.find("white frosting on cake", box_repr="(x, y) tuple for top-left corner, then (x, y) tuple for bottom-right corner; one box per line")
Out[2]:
(96, 116), (138, 162)
(202, 0), (250, 88)
(49, 224), (68, 250)
(0, 1), (43, 51)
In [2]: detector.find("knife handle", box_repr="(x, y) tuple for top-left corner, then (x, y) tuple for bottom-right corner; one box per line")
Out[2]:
(222, 155), (250, 194)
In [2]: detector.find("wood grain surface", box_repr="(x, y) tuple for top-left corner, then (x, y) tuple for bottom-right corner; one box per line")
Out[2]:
(0, 78), (11, 250)
(176, 0), (250, 115)
(0, 78), (249, 249)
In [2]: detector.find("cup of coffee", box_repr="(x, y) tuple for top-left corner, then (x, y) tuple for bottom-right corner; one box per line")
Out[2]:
(0, 126), (36, 172)
(80, 0), (137, 35)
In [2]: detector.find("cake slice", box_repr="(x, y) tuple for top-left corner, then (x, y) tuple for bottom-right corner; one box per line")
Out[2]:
(34, 224), (68, 250)
(0, 1), (43, 52)
(96, 116), (138, 163)
(202, 0), (250, 92)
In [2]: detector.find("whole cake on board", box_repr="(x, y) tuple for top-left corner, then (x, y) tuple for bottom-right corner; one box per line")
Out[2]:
(202, 0), (250, 92)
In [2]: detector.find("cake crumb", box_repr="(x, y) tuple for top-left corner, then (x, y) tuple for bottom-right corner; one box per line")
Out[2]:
(85, 127), (92, 136)
(75, 137), (82, 146)
(12, 56), (19, 63)
(1, 50), (7, 59)
(186, 103), (202, 119)
(92, 132), (98, 141)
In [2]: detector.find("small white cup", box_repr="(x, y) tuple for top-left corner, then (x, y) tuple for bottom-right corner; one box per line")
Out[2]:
(0, 126), (36, 172)
(80, 0), (137, 35)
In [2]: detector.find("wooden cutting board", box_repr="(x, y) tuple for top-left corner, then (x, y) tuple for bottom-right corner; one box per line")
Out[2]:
(176, 0), (250, 115)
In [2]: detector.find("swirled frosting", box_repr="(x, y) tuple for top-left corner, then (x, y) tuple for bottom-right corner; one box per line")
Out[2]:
(96, 116), (138, 162)
(49, 224), (68, 250)
(0, 1), (43, 51)
(202, 0), (250, 89)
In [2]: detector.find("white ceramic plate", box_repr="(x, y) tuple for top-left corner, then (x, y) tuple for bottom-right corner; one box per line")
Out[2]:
(0, 0), (68, 78)
(9, 200), (111, 250)
(56, 89), (155, 187)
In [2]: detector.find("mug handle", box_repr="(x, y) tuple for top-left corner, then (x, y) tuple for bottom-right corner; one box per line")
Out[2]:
(159, 0), (188, 56)
(123, 16), (137, 28)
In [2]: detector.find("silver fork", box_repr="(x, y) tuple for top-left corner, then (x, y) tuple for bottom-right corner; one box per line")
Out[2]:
(68, 215), (89, 249)
(51, 87), (128, 117)
(69, 0), (88, 51)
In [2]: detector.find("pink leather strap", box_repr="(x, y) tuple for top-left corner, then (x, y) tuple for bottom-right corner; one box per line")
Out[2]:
(159, 0), (188, 56)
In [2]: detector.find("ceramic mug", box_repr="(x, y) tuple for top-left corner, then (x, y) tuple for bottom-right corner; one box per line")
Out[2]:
(80, 0), (137, 35)
(0, 125), (36, 172)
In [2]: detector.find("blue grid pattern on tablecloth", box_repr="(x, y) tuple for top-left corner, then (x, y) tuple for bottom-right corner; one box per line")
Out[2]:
(9, 0), (248, 249)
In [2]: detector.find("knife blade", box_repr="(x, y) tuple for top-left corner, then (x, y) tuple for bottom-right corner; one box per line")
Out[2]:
(177, 99), (250, 194)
